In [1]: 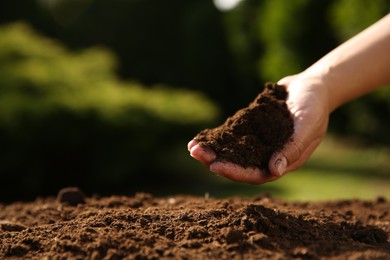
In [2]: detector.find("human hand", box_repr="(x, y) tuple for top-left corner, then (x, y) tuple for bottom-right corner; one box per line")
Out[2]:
(188, 73), (330, 184)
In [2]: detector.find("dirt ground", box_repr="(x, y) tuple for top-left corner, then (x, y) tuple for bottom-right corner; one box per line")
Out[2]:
(0, 188), (389, 259)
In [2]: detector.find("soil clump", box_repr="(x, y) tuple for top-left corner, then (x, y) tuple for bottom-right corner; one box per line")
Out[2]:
(194, 82), (294, 170)
(1, 189), (389, 259)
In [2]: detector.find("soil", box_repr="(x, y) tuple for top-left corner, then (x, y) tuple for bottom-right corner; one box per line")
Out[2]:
(194, 82), (294, 171)
(1, 188), (389, 259)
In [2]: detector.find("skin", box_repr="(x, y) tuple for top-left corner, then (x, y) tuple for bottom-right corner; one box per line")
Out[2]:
(188, 13), (390, 185)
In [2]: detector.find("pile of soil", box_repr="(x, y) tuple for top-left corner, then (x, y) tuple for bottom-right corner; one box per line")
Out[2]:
(195, 82), (294, 170)
(1, 188), (389, 259)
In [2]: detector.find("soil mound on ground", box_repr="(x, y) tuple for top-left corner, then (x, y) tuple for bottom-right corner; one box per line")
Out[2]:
(1, 190), (389, 259)
(195, 82), (294, 170)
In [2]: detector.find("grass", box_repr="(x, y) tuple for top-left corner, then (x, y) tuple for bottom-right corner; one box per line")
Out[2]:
(185, 135), (390, 201)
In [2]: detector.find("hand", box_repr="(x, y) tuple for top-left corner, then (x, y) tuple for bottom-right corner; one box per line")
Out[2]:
(188, 73), (330, 184)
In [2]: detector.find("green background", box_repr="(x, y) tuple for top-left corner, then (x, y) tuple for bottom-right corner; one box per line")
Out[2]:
(0, 0), (389, 202)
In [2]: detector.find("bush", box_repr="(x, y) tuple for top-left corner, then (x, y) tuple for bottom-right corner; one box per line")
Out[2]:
(0, 23), (219, 200)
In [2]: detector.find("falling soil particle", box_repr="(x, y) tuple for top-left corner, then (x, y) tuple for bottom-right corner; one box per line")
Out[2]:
(195, 82), (294, 170)
(0, 190), (389, 259)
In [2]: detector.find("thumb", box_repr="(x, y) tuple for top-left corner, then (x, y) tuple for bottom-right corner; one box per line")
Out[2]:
(268, 139), (304, 177)
(269, 134), (325, 177)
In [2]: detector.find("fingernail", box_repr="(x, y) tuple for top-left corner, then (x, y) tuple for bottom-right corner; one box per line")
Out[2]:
(274, 156), (287, 176)
(187, 140), (197, 151)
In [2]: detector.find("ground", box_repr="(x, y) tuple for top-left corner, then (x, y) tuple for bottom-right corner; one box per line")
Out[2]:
(0, 189), (389, 259)
(1, 84), (389, 259)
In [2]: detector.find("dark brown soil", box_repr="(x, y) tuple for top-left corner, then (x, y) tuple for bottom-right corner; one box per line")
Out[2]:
(194, 82), (294, 170)
(1, 189), (389, 259)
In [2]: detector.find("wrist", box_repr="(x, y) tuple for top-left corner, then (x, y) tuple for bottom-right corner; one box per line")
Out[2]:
(299, 66), (334, 114)
(278, 63), (335, 116)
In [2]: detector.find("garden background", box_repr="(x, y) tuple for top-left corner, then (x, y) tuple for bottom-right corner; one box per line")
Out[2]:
(1, 0), (390, 202)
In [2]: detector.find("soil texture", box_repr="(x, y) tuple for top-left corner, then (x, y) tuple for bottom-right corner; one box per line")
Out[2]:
(1, 189), (389, 259)
(194, 82), (294, 170)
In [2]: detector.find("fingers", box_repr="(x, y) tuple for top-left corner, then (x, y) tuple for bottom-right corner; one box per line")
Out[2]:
(210, 161), (276, 185)
(188, 140), (216, 168)
(188, 140), (275, 184)
(187, 139), (198, 151)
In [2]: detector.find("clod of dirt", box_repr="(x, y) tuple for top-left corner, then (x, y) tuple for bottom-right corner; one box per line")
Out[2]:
(57, 187), (85, 206)
(225, 228), (246, 244)
(0, 221), (27, 232)
(194, 82), (294, 170)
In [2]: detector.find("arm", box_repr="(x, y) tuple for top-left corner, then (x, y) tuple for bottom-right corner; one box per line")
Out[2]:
(189, 13), (390, 184)
(273, 13), (390, 177)
(306, 13), (390, 112)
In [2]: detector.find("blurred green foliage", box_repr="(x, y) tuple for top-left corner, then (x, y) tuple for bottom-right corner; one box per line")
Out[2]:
(0, 23), (219, 200)
(330, 0), (389, 41)
(0, 23), (217, 126)
(0, 0), (390, 200)
(256, 0), (335, 81)
(327, 0), (390, 143)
